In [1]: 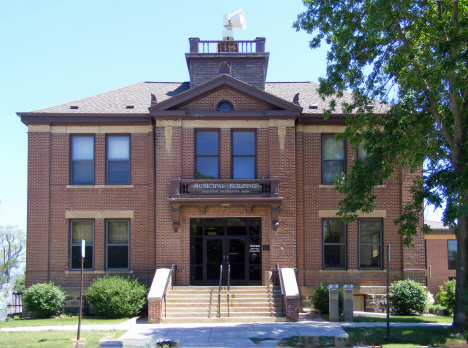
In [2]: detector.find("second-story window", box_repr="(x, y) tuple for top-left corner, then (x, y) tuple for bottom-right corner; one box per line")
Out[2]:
(232, 130), (256, 179)
(107, 135), (130, 185)
(196, 130), (219, 179)
(322, 134), (345, 184)
(71, 135), (94, 185)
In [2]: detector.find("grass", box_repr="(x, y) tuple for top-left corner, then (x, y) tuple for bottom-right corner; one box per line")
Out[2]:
(0, 330), (125, 348)
(320, 313), (453, 324)
(251, 328), (466, 347)
(344, 327), (466, 347)
(0, 316), (129, 328)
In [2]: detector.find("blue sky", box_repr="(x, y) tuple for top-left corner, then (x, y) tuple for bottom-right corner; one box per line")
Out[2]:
(0, 1), (442, 230)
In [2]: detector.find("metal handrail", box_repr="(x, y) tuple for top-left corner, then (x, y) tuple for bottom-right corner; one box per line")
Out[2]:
(227, 264), (231, 317)
(218, 264), (223, 318)
(163, 264), (176, 318)
(276, 263), (285, 317)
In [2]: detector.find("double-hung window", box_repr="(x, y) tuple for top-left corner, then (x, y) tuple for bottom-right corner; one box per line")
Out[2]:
(106, 220), (129, 270)
(322, 135), (345, 184)
(71, 135), (94, 185)
(107, 135), (130, 185)
(323, 219), (346, 269)
(195, 130), (219, 179)
(359, 219), (382, 269)
(448, 240), (457, 270)
(357, 141), (383, 185)
(70, 220), (94, 270)
(232, 130), (256, 179)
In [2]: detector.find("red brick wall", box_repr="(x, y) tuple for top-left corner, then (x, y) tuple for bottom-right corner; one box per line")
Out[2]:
(25, 100), (426, 294)
(426, 238), (456, 294)
(401, 167), (426, 283)
(26, 132), (51, 286)
(26, 128), (155, 289)
(295, 131), (413, 287)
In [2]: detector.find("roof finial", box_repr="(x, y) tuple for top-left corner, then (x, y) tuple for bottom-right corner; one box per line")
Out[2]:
(151, 93), (157, 106)
(293, 93), (300, 105)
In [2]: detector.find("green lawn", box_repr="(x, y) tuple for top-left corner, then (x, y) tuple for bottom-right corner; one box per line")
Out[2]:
(0, 317), (129, 328)
(344, 327), (466, 347)
(320, 313), (453, 324)
(0, 330), (126, 348)
(258, 327), (465, 347)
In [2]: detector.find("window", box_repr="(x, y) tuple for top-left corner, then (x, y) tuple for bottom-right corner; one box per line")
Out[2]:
(448, 240), (457, 270)
(70, 220), (93, 270)
(107, 135), (130, 184)
(195, 130), (219, 179)
(357, 142), (367, 160)
(357, 141), (383, 185)
(71, 135), (94, 185)
(106, 220), (129, 269)
(217, 101), (233, 111)
(322, 135), (345, 184)
(232, 130), (256, 179)
(323, 219), (346, 269)
(359, 219), (382, 269)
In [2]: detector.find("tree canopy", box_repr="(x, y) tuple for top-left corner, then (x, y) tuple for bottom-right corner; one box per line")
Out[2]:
(294, 0), (467, 332)
(1, 225), (26, 286)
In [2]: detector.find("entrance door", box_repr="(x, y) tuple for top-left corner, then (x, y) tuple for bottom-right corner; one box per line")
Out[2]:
(190, 218), (261, 285)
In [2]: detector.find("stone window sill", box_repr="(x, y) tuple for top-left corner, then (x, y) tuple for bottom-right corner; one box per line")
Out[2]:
(319, 185), (386, 189)
(66, 185), (134, 189)
(319, 269), (386, 273)
(65, 270), (133, 274)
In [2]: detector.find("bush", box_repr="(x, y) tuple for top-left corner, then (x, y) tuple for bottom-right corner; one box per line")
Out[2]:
(435, 279), (456, 315)
(309, 283), (343, 314)
(23, 282), (65, 318)
(86, 275), (148, 318)
(390, 279), (427, 315)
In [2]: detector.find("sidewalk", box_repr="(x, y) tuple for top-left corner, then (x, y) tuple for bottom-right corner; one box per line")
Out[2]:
(1, 313), (453, 348)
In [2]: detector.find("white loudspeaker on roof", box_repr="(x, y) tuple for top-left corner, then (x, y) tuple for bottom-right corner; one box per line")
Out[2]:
(222, 9), (247, 40)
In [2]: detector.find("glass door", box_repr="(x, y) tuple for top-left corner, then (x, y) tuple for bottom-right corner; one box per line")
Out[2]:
(190, 218), (261, 285)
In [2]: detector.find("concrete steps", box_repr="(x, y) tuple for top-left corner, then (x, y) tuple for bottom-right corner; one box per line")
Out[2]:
(161, 286), (286, 323)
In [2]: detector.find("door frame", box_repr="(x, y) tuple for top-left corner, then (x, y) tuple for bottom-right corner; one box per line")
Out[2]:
(190, 218), (262, 286)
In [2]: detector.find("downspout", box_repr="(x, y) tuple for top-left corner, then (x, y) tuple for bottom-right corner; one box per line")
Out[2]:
(152, 118), (157, 274)
(48, 128), (52, 281)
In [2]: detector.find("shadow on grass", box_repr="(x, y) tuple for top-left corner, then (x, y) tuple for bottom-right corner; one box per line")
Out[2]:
(321, 313), (453, 324)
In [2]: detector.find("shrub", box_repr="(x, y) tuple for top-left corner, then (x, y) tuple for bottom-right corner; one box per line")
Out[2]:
(86, 275), (148, 318)
(435, 279), (456, 315)
(390, 279), (427, 315)
(23, 282), (65, 318)
(309, 283), (343, 314)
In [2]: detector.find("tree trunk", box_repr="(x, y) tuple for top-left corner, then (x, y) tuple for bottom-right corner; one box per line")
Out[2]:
(453, 210), (468, 333)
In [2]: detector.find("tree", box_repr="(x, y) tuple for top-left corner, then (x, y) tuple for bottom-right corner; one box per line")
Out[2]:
(0, 225), (26, 285)
(294, 0), (467, 333)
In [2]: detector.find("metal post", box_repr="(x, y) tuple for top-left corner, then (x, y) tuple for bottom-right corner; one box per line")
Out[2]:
(77, 240), (84, 342)
(385, 244), (390, 339)
(428, 265), (432, 294)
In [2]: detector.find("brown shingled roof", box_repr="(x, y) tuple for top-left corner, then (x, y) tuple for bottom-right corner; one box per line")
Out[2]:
(20, 80), (388, 115)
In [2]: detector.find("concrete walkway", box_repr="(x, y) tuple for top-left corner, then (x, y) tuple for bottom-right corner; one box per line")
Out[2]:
(1, 313), (453, 348)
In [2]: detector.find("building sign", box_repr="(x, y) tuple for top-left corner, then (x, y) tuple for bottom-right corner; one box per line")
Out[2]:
(188, 182), (263, 194)
(249, 244), (260, 253)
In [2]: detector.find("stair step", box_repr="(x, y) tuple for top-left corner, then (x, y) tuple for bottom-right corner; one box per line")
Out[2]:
(160, 317), (287, 324)
(162, 285), (285, 321)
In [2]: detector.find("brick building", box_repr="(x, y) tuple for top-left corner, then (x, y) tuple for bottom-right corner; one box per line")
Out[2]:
(18, 37), (426, 319)
(425, 221), (456, 294)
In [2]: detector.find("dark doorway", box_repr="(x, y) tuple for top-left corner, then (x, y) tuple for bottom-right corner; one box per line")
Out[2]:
(190, 218), (261, 285)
